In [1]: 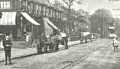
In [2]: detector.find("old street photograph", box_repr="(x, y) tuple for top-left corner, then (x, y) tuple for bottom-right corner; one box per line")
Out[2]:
(1, 0), (120, 69)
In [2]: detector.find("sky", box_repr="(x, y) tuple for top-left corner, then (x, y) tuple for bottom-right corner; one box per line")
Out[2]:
(71, 0), (120, 18)
(50, 0), (120, 18)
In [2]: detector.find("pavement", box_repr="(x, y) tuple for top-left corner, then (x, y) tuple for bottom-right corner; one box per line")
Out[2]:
(0, 38), (111, 69)
(0, 40), (81, 62)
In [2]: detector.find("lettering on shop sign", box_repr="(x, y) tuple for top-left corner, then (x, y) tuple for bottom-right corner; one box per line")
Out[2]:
(0, 1), (10, 9)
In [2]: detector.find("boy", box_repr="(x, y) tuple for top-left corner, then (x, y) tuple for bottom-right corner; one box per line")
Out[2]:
(113, 37), (119, 52)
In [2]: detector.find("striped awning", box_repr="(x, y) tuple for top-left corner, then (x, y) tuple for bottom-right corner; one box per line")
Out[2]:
(43, 17), (59, 30)
(0, 12), (16, 25)
(43, 17), (59, 37)
(21, 12), (40, 25)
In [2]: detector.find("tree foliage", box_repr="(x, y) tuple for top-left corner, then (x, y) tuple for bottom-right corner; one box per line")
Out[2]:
(90, 9), (113, 35)
(62, 0), (82, 9)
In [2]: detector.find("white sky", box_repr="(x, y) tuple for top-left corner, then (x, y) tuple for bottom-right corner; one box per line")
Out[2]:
(53, 0), (120, 18)
(71, 0), (120, 18)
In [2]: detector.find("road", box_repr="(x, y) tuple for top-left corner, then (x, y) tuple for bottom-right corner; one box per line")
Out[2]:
(1, 39), (120, 69)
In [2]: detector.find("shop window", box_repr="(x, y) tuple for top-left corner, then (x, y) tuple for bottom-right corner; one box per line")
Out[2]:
(26, 24), (32, 32)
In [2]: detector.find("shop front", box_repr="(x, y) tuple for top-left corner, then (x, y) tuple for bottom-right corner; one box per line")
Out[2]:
(15, 12), (40, 40)
(0, 12), (17, 39)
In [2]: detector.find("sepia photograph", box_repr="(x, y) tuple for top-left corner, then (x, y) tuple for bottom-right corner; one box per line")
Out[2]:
(0, 0), (120, 69)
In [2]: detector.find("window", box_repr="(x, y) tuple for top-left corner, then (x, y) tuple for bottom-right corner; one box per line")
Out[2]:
(56, 12), (59, 19)
(0, 1), (10, 9)
(33, 3), (36, 16)
(58, 12), (60, 19)
(27, 2), (31, 13)
(55, 10), (57, 18)
(35, 4), (39, 16)
(38, 5), (41, 16)
(60, 12), (62, 19)
(21, 0), (27, 10)
(50, 9), (52, 17)
(46, 7), (49, 17)
(29, 2), (33, 14)
(52, 10), (55, 18)
(61, 13), (64, 20)
(11, 0), (20, 10)
(42, 6), (46, 16)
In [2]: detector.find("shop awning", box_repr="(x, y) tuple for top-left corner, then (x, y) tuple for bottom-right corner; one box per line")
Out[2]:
(43, 17), (59, 30)
(44, 19), (53, 37)
(21, 12), (40, 25)
(0, 12), (16, 25)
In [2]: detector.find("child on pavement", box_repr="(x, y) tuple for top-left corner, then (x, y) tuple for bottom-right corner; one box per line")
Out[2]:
(113, 37), (119, 52)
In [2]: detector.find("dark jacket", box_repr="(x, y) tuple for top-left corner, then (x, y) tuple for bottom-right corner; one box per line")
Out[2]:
(3, 39), (12, 50)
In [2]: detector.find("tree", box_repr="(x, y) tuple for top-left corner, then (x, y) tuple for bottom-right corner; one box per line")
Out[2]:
(62, 0), (82, 9)
(62, 0), (75, 9)
(46, 0), (83, 35)
(90, 9), (113, 38)
(53, 0), (64, 9)
(113, 18), (120, 37)
(46, 0), (54, 6)
(62, 0), (82, 34)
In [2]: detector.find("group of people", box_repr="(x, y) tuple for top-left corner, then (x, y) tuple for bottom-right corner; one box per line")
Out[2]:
(0, 32), (12, 65)
(36, 31), (68, 54)
(1, 31), (120, 65)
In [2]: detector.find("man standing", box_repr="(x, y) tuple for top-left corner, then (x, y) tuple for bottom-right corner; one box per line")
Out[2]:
(3, 33), (12, 65)
(113, 37), (119, 52)
(60, 32), (68, 49)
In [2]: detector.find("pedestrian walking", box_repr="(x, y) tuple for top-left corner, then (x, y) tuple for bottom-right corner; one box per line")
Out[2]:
(113, 37), (119, 52)
(3, 33), (12, 65)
